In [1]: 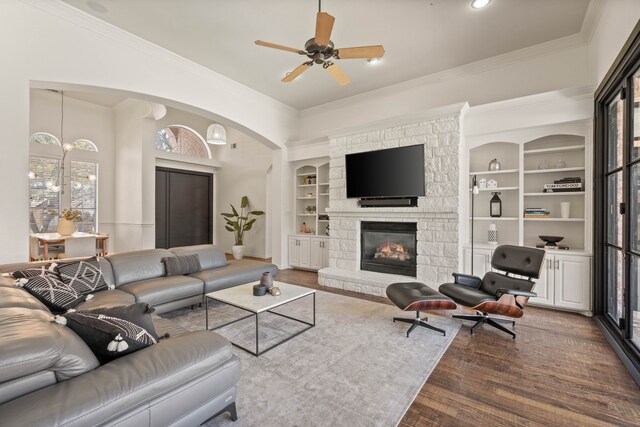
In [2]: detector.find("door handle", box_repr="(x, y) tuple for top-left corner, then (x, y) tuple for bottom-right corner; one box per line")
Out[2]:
(555, 259), (560, 270)
(547, 259), (552, 270)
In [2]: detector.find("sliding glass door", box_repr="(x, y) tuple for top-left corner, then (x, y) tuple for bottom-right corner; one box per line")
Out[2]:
(630, 71), (640, 347)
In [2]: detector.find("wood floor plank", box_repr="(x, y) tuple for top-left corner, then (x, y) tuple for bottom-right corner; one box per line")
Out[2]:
(274, 268), (640, 426)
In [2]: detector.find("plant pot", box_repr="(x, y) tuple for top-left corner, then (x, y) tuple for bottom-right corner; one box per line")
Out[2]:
(232, 245), (245, 260)
(57, 219), (77, 236)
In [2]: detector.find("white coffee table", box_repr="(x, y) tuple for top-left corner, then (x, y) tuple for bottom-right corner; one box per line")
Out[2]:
(205, 281), (316, 356)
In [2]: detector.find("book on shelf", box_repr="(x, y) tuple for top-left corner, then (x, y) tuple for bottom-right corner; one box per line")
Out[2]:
(554, 177), (582, 184)
(524, 214), (551, 218)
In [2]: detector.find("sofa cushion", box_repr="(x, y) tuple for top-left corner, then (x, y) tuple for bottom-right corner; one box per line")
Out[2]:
(64, 303), (159, 364)
(0, 285), (50, 311)
(11, 264), (59, 280)
(57, 257), (108, 295)
(162, 254), (201, 276)
(118, 275), (204, 307)
(21, 274), (85, 312)
(190, 259), (278, 293)
(106, 249), (175, 287)
(75, 289), (136, 311)
(169, 245), (228, 270)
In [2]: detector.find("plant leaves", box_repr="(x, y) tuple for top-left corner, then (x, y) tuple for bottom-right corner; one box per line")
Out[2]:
(243, 218), (256, 231)
(239, 216), (248, 220)
(225, 226), (234, 232)
(231, 204), (238, 216)
(240, 196), (248, 209)
(233, 222), (241, 231)
(221, 212), (235, 218)
(249, 210), (264, 216)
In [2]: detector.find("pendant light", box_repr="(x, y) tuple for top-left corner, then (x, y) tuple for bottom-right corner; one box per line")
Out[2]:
(206, 123), (227, 145)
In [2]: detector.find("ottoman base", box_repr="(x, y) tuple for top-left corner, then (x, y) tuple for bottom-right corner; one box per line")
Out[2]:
(393, 311), (446, 337)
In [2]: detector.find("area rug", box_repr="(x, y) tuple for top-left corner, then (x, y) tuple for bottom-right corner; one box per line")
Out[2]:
(161, 289), (461, 427)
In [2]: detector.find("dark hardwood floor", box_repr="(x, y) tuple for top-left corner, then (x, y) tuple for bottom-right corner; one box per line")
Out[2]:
(274, 268), (640, 427)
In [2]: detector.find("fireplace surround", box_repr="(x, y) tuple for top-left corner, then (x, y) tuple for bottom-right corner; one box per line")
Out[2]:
(361, 221), (417, 277)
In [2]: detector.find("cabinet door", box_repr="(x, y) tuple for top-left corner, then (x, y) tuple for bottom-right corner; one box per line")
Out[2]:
(310, 238), (324, 270)
(288, 237), (300, 267)
(530, 257), (555, 307)
(299, 237), (311, 269)
(554, 255), (591, 311)
(322, 239), (330, 268)
(462, 248), (492, 277)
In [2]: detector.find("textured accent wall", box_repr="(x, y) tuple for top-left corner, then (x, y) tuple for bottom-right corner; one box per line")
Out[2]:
(318, 109), (464, 295)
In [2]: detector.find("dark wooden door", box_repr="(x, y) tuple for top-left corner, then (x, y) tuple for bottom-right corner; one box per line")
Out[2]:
(155, 167), (213, 249)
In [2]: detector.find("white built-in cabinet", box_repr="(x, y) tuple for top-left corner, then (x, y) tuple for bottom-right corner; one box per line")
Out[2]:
(288, 235), (328, 270)
(464, 120), (593, 315)
(289, 160), (331, 271)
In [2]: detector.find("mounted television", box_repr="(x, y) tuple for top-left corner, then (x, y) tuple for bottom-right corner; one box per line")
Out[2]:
(346, 144), (425, 199)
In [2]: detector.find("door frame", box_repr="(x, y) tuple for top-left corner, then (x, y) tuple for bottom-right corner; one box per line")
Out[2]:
(155, 166), (213, 248)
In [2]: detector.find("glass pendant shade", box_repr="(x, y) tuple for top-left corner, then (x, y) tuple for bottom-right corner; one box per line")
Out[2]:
(206, 123), (227, 145)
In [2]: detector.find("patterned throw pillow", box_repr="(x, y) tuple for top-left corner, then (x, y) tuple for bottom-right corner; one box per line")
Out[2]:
(12, 264), (60, 280)
(57, 257), (108, 295)
(63, 303), (159, 364)
(162, 254), (201, 276)
(21, 274), (85, 312)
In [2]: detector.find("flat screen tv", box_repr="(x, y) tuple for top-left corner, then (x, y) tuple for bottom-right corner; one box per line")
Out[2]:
(345, 144), (425, 199)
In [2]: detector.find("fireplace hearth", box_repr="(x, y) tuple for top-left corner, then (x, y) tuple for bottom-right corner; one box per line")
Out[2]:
(361, 222), (417, 277)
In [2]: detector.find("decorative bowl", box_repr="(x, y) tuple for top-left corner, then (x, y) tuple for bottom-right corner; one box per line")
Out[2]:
(539, 235), (564, 245)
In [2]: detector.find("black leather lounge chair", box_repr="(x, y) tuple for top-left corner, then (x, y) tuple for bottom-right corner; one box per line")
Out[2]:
(439, 245), (545, 339)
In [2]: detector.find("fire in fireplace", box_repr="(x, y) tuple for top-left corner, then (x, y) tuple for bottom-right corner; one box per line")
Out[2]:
(361, 222), (417, 277)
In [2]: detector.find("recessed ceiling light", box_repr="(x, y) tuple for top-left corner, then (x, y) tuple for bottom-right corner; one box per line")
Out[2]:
(367, 58), (381, 64)
(471, 0), (491, 9)
(86, 1), (108, 13)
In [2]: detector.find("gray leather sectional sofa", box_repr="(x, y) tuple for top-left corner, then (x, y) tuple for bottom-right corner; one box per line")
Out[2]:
(0, 244), (278, 426)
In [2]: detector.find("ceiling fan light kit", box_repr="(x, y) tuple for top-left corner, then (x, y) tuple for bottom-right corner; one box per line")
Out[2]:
(471, 0), (492, 9)
(255, 0), (385, 85)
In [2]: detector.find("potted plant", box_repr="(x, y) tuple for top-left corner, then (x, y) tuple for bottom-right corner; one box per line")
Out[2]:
(49, 209), (82, 236)
(221, 196), (264, 260)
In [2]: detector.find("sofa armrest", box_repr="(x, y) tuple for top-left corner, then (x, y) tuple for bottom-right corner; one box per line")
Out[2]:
(0, 331), (240, 427)
(452, 273), (482, 288)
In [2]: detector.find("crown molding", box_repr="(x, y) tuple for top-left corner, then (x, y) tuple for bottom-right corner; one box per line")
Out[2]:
(581, 0), (606, 43)
(20, 0), (296, 114)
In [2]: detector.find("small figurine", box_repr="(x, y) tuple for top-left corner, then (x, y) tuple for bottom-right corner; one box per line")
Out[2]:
(479, 178), (487, 189)
(487, 179), (498, 189)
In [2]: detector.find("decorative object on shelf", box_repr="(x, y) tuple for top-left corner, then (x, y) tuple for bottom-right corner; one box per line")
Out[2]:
(489, 192), (502, 217)
(260, 272), (274, 290)
(478, 178), (487, 189)
(253, 284), (267, 296)
(470, 175), (480, 274)
(300, 222), (314, 234)
(537, 160), (549, 170)
(524, 208), (550, 218)
(538, 235), (568, 250)
(269, 286), (281, 296)
(50, 209), (82, 236)
(488, 222), (498, 245)
(303, 175), (316, 185)
(306, 205), (317, 214)
(487, 179), (498, 189)
(560, 202), (571, 219)
(325, 224), (330, 236)
(318, 214), (329, 220)
(543, 177), (583, 193)
(554, 159), (567, 169)
(206, 123), (227, 145)
(488, 158), (501, 171)
(306, 192), (314, 197)
(221, 196), (265, 260)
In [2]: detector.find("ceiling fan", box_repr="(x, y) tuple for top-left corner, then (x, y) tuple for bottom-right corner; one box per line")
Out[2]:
(255, 0), (385, 86)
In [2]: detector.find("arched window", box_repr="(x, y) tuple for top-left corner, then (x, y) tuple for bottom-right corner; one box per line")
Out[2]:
(30, 132), (60, 146)
(71, 139), (98, 152)
(155, 126), (211, 159)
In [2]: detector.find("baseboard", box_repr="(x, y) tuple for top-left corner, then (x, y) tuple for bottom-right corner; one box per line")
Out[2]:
(595, 316), (640, 387)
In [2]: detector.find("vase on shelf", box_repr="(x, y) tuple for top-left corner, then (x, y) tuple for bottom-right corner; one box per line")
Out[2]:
(56, 219), (77, 236)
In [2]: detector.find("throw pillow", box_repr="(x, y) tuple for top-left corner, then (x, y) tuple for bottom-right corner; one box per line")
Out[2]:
(63, 303), (159, 364)
(57, 257), (108, 295)
(162, 254), (201, 276)
(21, 274), (85, 312)
(12, 263), (59, 279)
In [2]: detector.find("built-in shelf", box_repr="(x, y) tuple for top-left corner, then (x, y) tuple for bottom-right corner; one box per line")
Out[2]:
(470, 217), (519, 221)
(297, 172), (317, 177)
(318, 219), (329, 222)
(318, 182), (329, 186)
(524, 192), (585, 197)
(523, 145), (585, 155)
(297, 197), (315, 200)
(319, 193), (329, 196)
(523, 167), (585, 174)
(469, 169), (519, 176)
(297, 184), (316, 188)
(523, 218), (585, 222)
(469, 187), (519, 192)
(296, 214), (317, 217)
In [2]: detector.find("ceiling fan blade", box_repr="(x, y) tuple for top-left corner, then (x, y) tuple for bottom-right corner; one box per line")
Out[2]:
(282, 62), (312, 82)
(255, 40), (305, 55)
(324, 62), (351, 86)
(315, 12), (335, 46)
(334, 45), (385, 60)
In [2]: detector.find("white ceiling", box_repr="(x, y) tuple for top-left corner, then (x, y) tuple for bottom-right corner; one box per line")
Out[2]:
(62, 0), (591, 110)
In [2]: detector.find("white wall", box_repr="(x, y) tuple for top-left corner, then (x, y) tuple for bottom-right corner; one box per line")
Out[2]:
(29, 89), (116, 245)
(213, 129), (272, 258)
(0, 0), (296, 263)
(589, 0), (640, 85)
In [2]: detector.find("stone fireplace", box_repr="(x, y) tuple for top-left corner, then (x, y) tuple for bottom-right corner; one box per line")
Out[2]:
(317, 104), (466, 297)
(361, 221), (417, 277)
